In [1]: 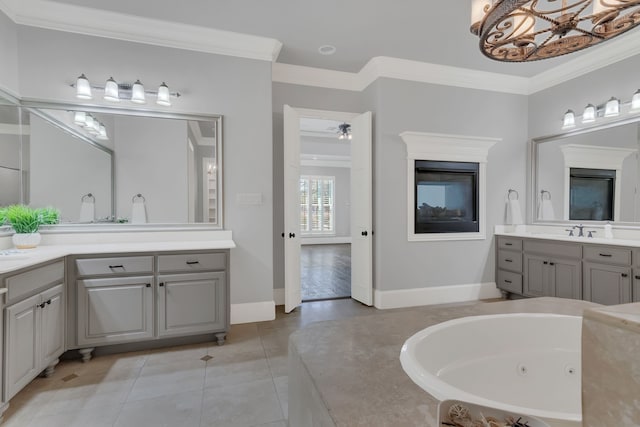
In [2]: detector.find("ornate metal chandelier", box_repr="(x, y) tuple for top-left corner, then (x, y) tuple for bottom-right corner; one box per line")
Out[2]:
(470, 0), (640, 62)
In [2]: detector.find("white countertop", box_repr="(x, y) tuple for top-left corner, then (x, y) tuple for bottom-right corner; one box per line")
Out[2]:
(495, 230), (640, 248)
(0, 239), (235, 274)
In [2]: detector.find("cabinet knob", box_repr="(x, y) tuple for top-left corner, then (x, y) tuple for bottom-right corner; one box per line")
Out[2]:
(46, 299), (51, 305)
(635, 275), (640, 280)
(549, 262), (555, 266)
(543, 261), (548, 265)
(361, 231), (368, 237)
(38, 303), (46, 309)
(289, 232), (296, 238)
(145, 283), (151, 288)
(622, 273), (628, 278)
(159, 283), (165, 287)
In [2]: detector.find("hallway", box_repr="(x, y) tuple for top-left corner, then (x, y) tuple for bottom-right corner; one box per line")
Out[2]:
(300, 244), (351, 301)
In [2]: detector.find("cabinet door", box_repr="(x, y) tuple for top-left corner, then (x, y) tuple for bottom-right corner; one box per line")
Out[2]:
(40, 283), (65, 368)
(550, 259), (581, 299)
(157, 272), (226, 337)
(634, 273), (640, 303)
(524, 254), (548, 297)
(583, 262), (632, 305)
(77, 276), (154, 346)
(5, 294), (41, 400)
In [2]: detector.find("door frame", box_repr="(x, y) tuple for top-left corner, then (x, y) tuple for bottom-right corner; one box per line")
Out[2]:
(282, 106), (371, 311)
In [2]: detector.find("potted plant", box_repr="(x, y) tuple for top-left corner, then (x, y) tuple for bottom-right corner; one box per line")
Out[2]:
(1, 205), (60, 249)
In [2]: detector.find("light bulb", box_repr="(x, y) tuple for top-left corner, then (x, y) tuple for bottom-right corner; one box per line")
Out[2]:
(84, 114), (94, 129)
(470, 0), (493, 33)
(156, 82), (171, 106)
(97, 124), (108, 140)
(74, 111), (87, 126)
(131, 79), (146, 104)
(104, 77), (120, 102)
(562, 110), (576, 129)
(76, 74), (92, 100)
(604, 97), (620, 117)
(631, 90), (640, 112)
(582, 104), (596, 123)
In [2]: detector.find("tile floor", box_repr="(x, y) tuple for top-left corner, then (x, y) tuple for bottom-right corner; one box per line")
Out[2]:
(2, 299), (382, 427)
(300, 244), (351, 301)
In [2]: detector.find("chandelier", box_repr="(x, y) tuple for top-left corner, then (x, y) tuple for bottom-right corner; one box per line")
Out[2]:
(470, 0), (640, 62)
(337, 123), (352, 140)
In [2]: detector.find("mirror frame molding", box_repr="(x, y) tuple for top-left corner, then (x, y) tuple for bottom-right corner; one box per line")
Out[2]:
(0, 92), (224, 234)
(530, 114), (640, 228)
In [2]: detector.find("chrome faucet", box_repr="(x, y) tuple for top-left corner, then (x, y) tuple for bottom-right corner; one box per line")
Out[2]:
(573, 224), (585, 237)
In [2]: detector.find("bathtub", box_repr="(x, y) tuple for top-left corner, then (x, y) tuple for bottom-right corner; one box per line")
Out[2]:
(400, 314), (582, 427)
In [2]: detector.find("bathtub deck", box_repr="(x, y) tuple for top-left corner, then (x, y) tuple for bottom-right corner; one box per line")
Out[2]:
(288, 297), (598, 427)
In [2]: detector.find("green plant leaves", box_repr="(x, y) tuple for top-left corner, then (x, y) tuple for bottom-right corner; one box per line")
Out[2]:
(3, 205), (60, 233)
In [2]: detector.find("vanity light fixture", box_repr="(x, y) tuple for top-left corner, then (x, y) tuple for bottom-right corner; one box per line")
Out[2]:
(470, 0), (640, 62)
(337, 123), (352, 140)
(72, 111), (108, 141)
(560, 89), (640, 129)
(72, 74), (180, 106)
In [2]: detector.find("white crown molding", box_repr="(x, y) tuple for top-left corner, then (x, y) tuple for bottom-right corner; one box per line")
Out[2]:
(0, 0), (282, 62)
(529, 30), (640, 94)
(401, 131), (500, 164)
(272, 63), (362, 91)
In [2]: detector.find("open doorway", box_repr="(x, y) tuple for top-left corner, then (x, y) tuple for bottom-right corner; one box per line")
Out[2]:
(299, 118), (352, 301)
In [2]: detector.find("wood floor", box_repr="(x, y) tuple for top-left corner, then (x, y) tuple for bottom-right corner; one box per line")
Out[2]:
(300, 244), (351, 301)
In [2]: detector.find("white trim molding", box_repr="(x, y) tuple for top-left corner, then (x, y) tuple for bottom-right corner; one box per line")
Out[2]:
(273, 288), (285, 306)
(300, 154), (351, 168)
(560, 144), (637, 221)
(0, 0), (282, 62)
(374, 282), (501, 310)
(401, 132), (500, 242)
(230, 301), (275, 324)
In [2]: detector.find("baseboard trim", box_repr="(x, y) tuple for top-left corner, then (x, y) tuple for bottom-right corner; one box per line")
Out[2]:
(273, 288), (285, 306)
(301, 236), (352, 245)
(230, 301), (276, 324)
(374, 282), (501, 310)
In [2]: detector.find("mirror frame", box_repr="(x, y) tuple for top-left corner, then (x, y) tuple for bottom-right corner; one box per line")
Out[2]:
(530, 114), (640, 228)
(0, 92), (224, 234)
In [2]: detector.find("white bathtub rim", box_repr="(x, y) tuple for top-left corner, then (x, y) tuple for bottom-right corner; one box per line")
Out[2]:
(400, 313), (582, 423)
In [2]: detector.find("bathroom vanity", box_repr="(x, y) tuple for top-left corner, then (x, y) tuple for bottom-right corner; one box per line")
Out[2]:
(496, 233), (640, 305)
(0, 233), (234, 418)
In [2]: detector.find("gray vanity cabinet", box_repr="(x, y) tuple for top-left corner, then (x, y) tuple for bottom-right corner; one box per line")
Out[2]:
(496, 237), (524, 295)
(3, 262), (65, 401)
(522, 240), (582, 299)
(583, 263), (632, 305)
(76, 276), (155, 346)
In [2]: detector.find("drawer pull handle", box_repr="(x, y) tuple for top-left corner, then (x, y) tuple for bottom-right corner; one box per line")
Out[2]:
(599, 253), (613, 257)
(504, 280), (513, 284)
(505, 259), (513, 263)
(109, 265), (125, 269)
(622, 273), (628, 278)
(505, 243), (513, 246)
(186, 261), (200, 265)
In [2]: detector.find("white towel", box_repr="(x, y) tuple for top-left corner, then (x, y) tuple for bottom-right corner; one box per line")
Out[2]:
(506, 198), (523, 225)
(79, 201), (95, 223)
(131, 201), (147, 224)
(538, 198), (555, 220)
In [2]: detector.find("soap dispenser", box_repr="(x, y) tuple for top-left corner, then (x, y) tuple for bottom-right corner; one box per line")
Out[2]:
(604, 221), (613, 239)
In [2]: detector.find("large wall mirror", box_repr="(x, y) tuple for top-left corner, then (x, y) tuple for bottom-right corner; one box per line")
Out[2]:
(0, 90), (222, 229)
(532, 119), (640, 225)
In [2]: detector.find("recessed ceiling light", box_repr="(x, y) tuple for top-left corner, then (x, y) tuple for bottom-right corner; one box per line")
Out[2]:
(318, 45), (336, 55)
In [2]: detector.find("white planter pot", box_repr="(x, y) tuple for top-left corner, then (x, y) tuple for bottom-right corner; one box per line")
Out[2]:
(12, 232), (41, 249)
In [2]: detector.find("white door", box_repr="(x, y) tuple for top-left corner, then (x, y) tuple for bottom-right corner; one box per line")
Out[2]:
(283, 105), (302, 313)
(350, 112), (373, 305)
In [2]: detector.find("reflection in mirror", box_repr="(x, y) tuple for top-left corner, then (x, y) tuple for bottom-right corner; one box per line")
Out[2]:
(20, 107), (221, 226)
(536, 123), (639, 223)
(0, 98), (22, 206)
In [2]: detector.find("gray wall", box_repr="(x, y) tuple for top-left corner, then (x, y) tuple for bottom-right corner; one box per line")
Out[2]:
(0, 10), (18, 95)
(29, 115), (112, 221)
(299, 165), (351, 238)
(272, 82), (364, 289)
(114, 116), (188, 223)
(14, 26), (274, 305)
(371, 78), (528, 291)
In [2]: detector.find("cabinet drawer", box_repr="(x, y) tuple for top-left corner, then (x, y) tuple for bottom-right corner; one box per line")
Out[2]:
(497, 270), (522, 294)
(158, 253), (226, 273)
(497, 250), (522, 273)
(75, 256), (153, 276)
(524, 240), (581, 259)
(6, 261), (64, 304)
(584, 246), (631, 266)
(497, 237), (522, 251)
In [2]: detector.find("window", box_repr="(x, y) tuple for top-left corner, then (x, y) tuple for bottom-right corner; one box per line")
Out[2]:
(569, 168), (615, 221)
(300, 176), (335, 234)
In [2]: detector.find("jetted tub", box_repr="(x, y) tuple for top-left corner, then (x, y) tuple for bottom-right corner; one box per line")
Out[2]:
(400, 314), (582, 427)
